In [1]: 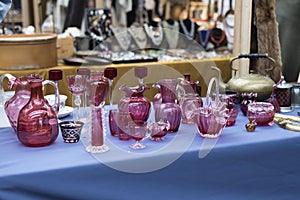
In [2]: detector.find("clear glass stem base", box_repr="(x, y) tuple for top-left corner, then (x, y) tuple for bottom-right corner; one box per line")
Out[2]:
(86, 144), (110, 153)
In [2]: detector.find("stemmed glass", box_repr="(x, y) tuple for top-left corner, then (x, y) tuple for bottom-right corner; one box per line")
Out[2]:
(77, 68), (91, 118)
(128, 120), (149, 149)
(134, 66), (147, 85)
(66, 74), (88, 121)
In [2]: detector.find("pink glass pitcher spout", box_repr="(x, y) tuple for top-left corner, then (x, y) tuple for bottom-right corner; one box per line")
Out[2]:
(157, 79), (179, 103)
(119, 84), (149, 97)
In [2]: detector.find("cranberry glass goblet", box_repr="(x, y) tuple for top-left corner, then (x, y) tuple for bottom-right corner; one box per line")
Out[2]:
(135, 66), (147, 85)
(128, 120), (148, 149)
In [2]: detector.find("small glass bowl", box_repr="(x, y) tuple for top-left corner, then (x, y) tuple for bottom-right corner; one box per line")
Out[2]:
(59, 121), (84, 143)
(219, 90), (240, 104)
(247, 102), (275, 126)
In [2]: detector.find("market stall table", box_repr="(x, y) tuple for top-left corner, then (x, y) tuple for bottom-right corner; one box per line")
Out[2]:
(1, 105), (300, 199)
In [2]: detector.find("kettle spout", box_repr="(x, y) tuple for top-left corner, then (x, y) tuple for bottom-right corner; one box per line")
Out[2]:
(211, 66), (227, 90)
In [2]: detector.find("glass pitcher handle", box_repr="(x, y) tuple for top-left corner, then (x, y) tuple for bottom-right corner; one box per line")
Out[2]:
(43, 80), (60, 114)
(0, 73), (15, 105)
(205, 77), (220, 107)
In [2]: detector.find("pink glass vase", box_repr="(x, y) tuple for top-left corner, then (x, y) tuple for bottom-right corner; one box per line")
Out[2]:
(118, 84), (151, 122)
(154, 79), (181, 132)
(17, 79), (60, 147)
(86, 76), (109, 153)
(1, 73), (43, 133)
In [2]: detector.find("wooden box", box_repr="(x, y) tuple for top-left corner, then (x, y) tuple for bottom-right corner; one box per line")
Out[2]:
(57, 37), (74, 59)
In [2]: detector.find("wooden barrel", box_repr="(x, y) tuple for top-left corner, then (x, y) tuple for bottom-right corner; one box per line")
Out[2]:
(0, 34), (57, 70)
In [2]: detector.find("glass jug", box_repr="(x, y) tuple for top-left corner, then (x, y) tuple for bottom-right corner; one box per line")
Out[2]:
(0, 73), (43, 133)
(153, 79), (181, 132)
(178, 73), (203, 124)
(17, 78), (60, 147)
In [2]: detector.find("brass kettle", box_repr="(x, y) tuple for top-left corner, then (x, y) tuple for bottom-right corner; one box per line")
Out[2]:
(212, 53), (276, 101)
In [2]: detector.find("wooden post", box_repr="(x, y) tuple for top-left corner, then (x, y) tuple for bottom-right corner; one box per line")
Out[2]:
(21, 0), (30, 27)
(33, 0), (41, 33)
(232, 0), (252, 76)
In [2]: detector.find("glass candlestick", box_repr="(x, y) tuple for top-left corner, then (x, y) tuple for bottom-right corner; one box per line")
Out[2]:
(135, 66), (147, 85)
(104, 67), (117, 109)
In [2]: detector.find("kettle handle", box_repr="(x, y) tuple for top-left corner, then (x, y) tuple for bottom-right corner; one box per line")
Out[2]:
(230, 53), (276, 76)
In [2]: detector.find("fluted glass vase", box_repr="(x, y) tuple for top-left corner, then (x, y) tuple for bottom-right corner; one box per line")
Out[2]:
(86, 75), (109, 153)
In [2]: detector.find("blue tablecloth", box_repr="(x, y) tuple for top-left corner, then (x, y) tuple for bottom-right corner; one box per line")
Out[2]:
(1, 106), (300, 200)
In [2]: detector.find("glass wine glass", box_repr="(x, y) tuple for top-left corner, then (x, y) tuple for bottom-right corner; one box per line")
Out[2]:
(66, 74), (88, 121)
(77, 68), (91, 118)
(128, 120), (149, 149)
(135, 66), (147, 85)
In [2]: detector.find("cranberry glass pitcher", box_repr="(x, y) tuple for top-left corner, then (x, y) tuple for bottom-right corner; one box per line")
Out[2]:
(17, 79), (60, 147)
(154, 79), (181, 132)
(0, 73), (43, 133)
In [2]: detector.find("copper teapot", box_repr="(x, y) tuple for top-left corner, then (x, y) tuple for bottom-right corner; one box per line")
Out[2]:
(212, 53), (276, 101)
